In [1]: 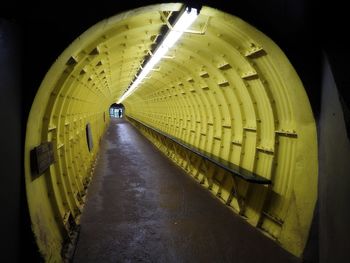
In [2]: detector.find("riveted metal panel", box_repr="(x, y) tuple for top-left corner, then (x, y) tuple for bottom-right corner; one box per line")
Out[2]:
(24, 4), (317, 261)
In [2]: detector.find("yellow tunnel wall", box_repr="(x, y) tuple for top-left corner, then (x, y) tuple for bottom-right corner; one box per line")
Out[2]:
(24, 4), (317, 261)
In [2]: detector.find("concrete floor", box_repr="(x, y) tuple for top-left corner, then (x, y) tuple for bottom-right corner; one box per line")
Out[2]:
(73, 118), (300, 263)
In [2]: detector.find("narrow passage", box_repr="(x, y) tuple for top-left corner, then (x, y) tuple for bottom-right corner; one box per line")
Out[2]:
(73, 119), (299, 263)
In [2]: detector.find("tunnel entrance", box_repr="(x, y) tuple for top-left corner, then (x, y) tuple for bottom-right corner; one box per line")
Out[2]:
(24, 3), (317, 261)
(109, 103), (124, 118)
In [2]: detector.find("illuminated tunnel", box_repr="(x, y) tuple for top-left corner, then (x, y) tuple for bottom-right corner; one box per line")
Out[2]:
(23, 3), (318, 262)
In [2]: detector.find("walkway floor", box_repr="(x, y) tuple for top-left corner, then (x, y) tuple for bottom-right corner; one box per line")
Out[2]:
(73, 118), (300, 263)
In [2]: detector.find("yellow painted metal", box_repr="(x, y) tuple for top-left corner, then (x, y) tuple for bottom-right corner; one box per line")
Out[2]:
(124, 6), (317, 257)
(24, 3), (317, 261)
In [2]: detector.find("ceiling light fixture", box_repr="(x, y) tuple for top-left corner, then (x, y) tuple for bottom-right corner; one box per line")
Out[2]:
(117, 7), (198, 104)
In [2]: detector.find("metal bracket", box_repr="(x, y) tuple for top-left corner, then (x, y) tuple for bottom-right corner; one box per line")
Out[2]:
(148, 50), (174, 59)
(159, 11), (174, 30)
(159, 11), (211, 35)
(183, 16), (211, 35)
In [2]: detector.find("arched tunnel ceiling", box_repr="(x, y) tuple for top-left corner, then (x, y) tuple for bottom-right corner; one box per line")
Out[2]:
(24, 3), (317, 261)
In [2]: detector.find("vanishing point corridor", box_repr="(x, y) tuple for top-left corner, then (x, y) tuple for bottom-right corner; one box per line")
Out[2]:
(73, 119), (298, 262)
(16, 2), (350, 262)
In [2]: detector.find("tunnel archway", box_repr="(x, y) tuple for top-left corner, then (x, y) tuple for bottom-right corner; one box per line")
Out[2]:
(24, 3), (317, 261)
(109, 103), (125, 118)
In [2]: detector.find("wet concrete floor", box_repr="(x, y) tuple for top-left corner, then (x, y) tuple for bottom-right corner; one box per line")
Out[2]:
(73, 118), (300, 263)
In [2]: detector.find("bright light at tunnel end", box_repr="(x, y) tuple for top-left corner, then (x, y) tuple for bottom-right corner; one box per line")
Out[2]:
(117, 7), (198, 104)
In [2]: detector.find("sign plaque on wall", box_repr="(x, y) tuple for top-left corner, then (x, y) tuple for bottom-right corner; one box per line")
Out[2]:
(31, 142), (55, 177)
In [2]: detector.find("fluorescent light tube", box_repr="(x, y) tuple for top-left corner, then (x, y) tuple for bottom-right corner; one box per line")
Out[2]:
(117, 7), (198, 104)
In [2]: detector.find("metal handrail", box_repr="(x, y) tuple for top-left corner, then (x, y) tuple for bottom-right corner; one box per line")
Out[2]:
(128, 116), (271, 185)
